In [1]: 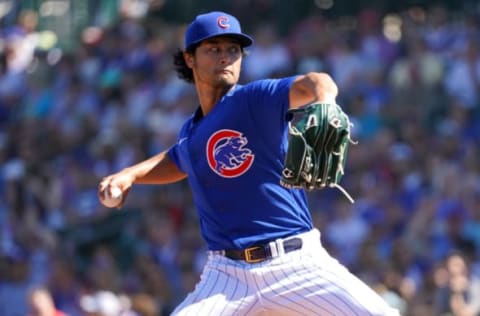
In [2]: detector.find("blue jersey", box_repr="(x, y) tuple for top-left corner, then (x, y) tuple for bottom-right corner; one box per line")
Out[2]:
(168, 77), (313, 250)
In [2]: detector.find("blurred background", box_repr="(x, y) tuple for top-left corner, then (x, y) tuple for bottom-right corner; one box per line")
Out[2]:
(1, 0), (480, 315)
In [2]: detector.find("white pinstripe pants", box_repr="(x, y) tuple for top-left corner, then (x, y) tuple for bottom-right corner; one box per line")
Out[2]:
(172, 229), (400, 316)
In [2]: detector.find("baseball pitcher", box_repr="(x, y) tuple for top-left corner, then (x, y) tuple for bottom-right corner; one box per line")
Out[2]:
(99, 11), (400, 316)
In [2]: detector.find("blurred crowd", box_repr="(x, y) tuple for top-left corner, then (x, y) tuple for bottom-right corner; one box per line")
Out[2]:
(0, 3), (480, 316)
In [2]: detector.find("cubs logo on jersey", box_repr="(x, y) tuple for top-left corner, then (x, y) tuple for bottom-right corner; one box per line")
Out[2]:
(206, 129), (254, 178)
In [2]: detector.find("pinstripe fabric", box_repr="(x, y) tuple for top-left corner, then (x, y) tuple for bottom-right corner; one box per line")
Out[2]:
(171, 254), (263, 316)
(171, 229), (400, 316)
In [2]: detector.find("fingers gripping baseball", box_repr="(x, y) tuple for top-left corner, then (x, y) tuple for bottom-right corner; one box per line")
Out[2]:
(98, 173), (134, 209)
(100, 185), (123, 208)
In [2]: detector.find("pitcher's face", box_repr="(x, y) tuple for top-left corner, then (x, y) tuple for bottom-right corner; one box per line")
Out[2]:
(186, 37), (243, 88)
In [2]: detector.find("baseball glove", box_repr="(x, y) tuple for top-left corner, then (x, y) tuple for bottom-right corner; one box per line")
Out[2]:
(280, 102), (356, 203)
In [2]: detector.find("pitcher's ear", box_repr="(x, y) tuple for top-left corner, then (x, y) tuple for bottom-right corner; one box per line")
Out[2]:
(183, 52), (194, 67)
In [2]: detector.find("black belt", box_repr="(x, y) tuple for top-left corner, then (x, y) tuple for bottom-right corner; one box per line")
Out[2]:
(224, 237), (303, 263)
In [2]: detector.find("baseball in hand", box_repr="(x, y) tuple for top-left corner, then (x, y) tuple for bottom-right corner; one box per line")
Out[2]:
(101, 186), (123, 208)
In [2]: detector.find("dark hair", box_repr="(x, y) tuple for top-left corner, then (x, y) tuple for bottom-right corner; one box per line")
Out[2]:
(173, 46), (196, 83)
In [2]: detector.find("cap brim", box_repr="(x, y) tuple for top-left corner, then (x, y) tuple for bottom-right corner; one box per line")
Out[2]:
(187, 33), (253, 50)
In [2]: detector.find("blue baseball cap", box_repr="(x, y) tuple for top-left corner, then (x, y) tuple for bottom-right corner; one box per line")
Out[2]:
(185, 11), (253, 50)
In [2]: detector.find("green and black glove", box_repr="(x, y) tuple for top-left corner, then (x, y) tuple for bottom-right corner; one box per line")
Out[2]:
(280, 102), (356, 203)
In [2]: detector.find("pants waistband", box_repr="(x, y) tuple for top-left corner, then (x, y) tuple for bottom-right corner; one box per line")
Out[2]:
(209, 229), (319, 264)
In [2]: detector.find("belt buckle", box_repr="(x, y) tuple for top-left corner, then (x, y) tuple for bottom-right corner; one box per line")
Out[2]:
(244, 246), (264, 263)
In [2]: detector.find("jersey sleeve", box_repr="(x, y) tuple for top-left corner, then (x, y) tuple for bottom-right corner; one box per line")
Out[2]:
(166, 120), (191, 173)
(244, 76), (297, 124)
(167, 144), (183, 173)
(241, 76), (297, 147)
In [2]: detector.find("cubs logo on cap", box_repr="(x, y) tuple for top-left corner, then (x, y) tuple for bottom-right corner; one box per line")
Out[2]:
(217, 16), (230, 29)
(185, 11), (253, 50)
